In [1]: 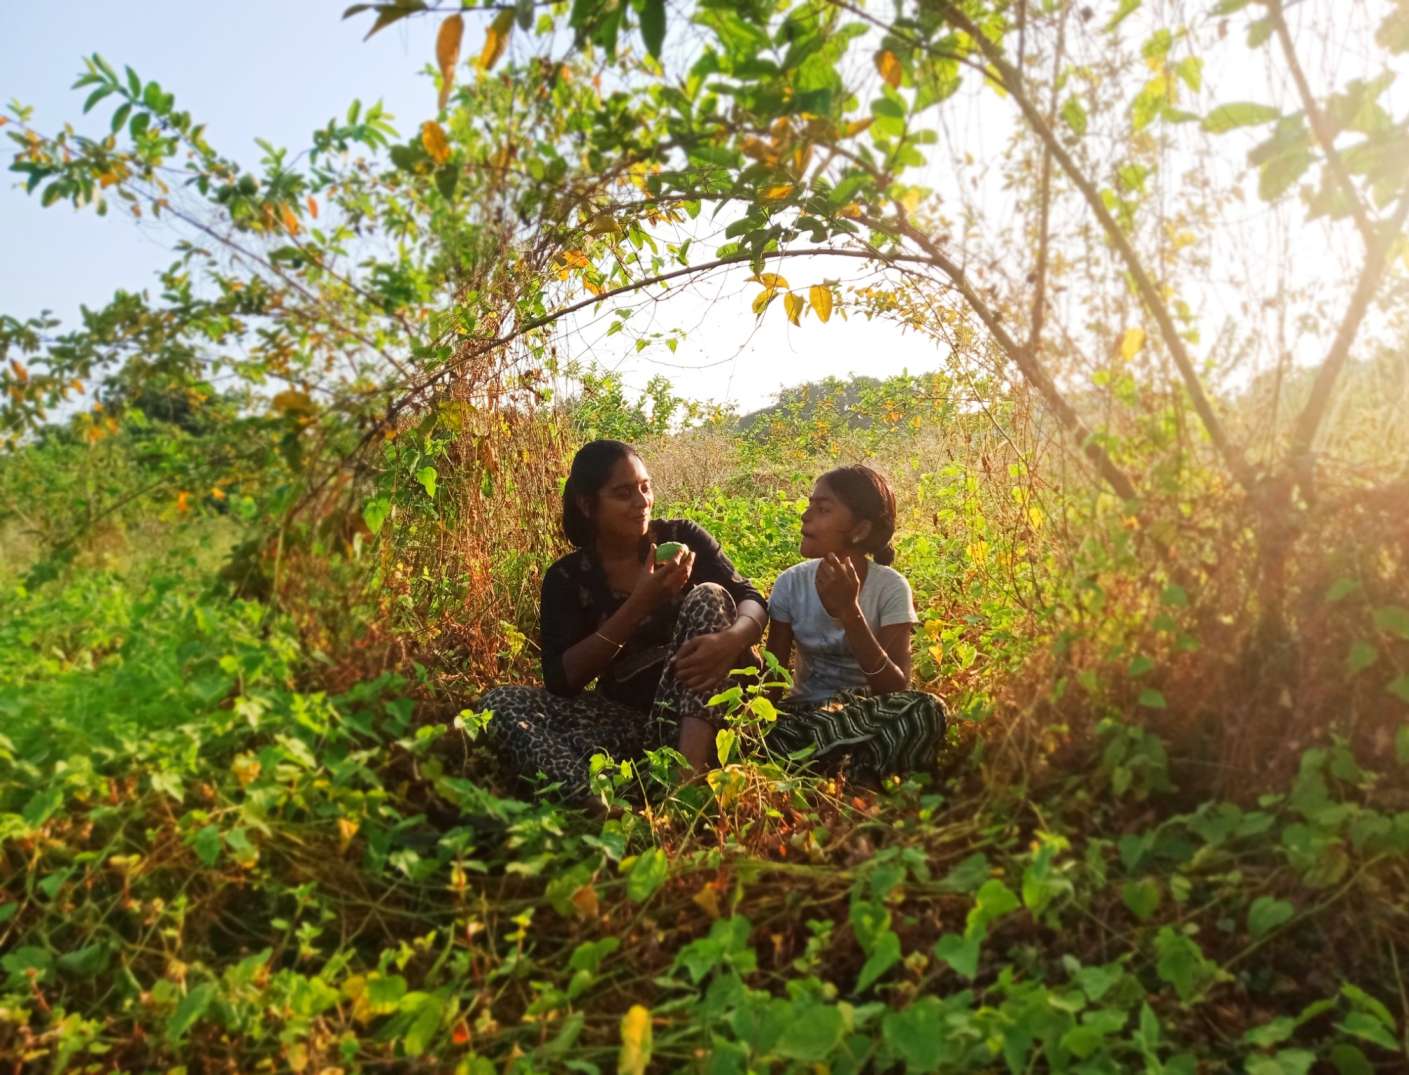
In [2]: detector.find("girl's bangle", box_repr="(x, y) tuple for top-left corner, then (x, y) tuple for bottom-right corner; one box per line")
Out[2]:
(861, 654), (889, 676)
(594, 630), (624, 650)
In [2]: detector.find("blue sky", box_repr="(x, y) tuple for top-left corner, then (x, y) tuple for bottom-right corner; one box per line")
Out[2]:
(5, 1), (435, 321)
(2, 3), (957, 412)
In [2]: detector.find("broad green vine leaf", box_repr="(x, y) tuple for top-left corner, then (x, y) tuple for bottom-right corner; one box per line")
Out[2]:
(619, 1004), (652, 1075)
(1123, 878), (1161, 919)
(934, 931), (981, 979)
(1061, 96), (1088, 136)
(626, 847), (667, 902)
(1247, 896), (1294, 938)
(416, 465), (438, 498)
(363, 496), (390, 534)
(883, 997), (945, 1070)
(165, 982), (217, 1043)
(191, 824), (222, 867)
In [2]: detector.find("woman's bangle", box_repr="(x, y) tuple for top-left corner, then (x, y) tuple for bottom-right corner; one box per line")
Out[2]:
(860, 654), (889, 676)
(594, 630), (624, 650)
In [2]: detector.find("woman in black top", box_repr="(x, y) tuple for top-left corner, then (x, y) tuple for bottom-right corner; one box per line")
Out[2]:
(479, 440), (767, 797)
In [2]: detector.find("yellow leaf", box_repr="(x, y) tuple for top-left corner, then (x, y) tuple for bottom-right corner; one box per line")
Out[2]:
(8, 359), (28, 384)
(809, 285), (833, 323)
(272, 389), (315, 416)
(306, 195), (318, 219)
(436, 13), (464, 110)
(175, 490), (191, 514)
(478, 9), (514, 73)
(586, 212), (619, 236)
(421, 121), (452, 166)
(783, 291), (804, 326)
(691, 885), (721, 920)
(751, 288), (778, 316)
(337, 817), (359, 851)
(280, 203), (300, 236)
(843, 116), (874, 138)
(1119, 327), (1146, 361)
(762, 183), (795, 201)
(753, 272), (789, 290)
(876, 49), (903, 89)
(232, 754), (261, 787)
(618, 1005), (652, 1075)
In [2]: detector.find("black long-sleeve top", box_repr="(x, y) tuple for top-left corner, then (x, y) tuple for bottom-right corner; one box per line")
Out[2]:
(539, 519), (766, 713)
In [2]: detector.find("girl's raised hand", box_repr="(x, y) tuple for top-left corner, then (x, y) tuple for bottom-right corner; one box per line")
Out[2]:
(814, 553), (861, 619)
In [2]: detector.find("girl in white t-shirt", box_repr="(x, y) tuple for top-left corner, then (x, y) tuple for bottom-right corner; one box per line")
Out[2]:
(762, 465), (946, 782)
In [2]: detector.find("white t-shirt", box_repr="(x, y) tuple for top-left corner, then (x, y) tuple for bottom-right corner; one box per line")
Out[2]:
(768, 559), (918, 704)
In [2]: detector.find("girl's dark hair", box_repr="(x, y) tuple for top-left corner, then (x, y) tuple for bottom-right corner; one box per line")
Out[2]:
(562, 439), (640, 547)
(819, 464), (898, 566)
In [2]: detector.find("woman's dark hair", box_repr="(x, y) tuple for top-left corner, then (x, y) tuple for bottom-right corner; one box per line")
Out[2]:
(562, 439), (640, 547)
(819, 464), (898, 566)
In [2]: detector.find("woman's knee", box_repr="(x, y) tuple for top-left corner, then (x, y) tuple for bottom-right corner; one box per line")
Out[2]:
(681, 581), (736, 629)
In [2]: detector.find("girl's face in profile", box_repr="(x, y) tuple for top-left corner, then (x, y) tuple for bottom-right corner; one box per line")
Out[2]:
(589, 453), (654, 545)
(800, 478), (867, 559)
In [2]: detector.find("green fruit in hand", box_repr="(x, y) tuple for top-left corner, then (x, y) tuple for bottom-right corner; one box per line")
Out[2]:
(655, 541), (686, 563)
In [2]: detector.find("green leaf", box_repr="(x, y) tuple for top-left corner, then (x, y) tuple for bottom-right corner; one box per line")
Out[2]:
(401, 991), (447, 1057)
(57, 942), (111, 979)
(1396, 724), (1409, 765)
(967, 878), (1019, 933)
(1061, 96), (1088, 137)
(882, 997), (945, 1070)
(1161, 584), (1188, 607)
(1202, 102), (1281, 133)
(1329, 1043), (1374, 1075)
(435, 165), (458, 200)
(639, 0), (666, 60)
(1138, 688), (1167, 710)
(2, 946), (54, 985)
(165, 982), (216, 1043)
(191, 824), (222, 867)
(627, 847), (668, 902)
(938, 852), (989, 893)
(1247, 896), (1294, 938)
(1388, 676), (1409, 705)
(1244, 1016), (1295, 1048)
(1347, 641), (1378, 675)
(855, 930), (901, 992)
(1107, 0), (1142, 31)
(1339, 1011), (1400, 1051)
(21, 787), (62, 827)
(1373, 605), (1409, 639)
(363, 496), (391, 534)
(151, 769), (183, 802)
(415, 466), (438, 498)
(933, 931), (981, 980)
(1153, 927), (1214, 1002)
(1122, 878), (1161, 920)
(774, 1001), (844, 1061)
(1326, 577), (1360, 602)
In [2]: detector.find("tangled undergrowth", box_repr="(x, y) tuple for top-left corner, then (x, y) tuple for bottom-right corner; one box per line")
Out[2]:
(3, 446), (1407, 1073)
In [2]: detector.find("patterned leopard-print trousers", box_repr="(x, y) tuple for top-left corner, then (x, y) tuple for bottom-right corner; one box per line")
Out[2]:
(479, 583), (737, 798)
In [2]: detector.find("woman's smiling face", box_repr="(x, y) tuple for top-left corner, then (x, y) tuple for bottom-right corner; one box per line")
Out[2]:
(587, 453), (654, 545)
(799, 478), (868, 558)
